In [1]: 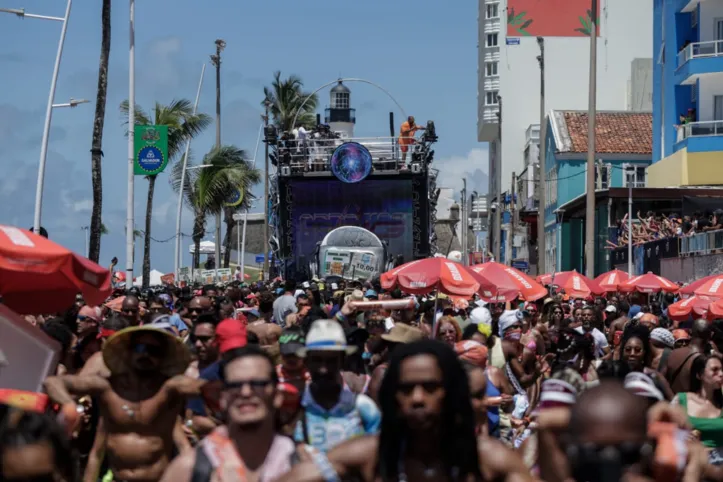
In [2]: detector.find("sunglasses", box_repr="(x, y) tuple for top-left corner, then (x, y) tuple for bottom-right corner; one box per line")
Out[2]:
(223, 379), (273, 394)
(150, 306), (166, 313)
(77, 315), (96, 322)
(397, 381), (444, 395)
(132, 343), (164, 357)
(193, 335), (214, 344)
(122, 308), (139, 315)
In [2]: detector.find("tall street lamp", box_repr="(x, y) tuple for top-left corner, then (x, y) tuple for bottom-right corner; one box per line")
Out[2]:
(125, 0), (135, 288)
(2, 1), (75, 234)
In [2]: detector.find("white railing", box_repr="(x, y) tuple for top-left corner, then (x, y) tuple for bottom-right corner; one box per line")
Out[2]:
(676, 120), (723, 142)
(677, 40), (723, 68)
(525, 125), (540, 142)
(681, 228), (723, 255)
(277, 135), (429, 173)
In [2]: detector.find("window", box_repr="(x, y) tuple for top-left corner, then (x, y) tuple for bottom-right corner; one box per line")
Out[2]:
(715, 95), (723, 120)
(595, 163), (611, 190)
(485, 62), (498, 76)
(334, 92), (349, 109)
(485, 91), (499, 105)
(624, 164), (647, 188)
(691, 84), (697, 103)
(486, 3), (499, 19)
(717, 19), (723, 41)
(486, 33), (498, 47)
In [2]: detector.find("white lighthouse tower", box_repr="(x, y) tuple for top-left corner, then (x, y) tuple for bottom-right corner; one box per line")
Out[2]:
(325, 79), (355, 139)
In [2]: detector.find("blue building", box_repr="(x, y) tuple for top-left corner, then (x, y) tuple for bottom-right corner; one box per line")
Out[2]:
(543, 111), (653, 275)
(649, 0), (723, 187)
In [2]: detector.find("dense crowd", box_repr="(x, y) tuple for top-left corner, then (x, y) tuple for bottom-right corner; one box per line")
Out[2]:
(7, 277), (723, 481)
(609, 210), (723, 248)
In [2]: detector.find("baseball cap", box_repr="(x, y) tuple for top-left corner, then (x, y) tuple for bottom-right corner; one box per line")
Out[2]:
(604, 305), (617, 313)
(215, 318), (247, 353)
(297, 320), (356, 357)
(78, 305), (102, 322)
(279, 329), (306, 356)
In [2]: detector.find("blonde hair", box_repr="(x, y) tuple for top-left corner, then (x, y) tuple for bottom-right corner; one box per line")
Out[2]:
(436, 316), (462, 342)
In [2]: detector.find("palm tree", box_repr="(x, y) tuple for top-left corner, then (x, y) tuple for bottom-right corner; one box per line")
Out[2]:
(120, 99), (212, 288)
(262, 71), (318, 131)
(88, 0), (111, 263)
(170, 147), (260, 270)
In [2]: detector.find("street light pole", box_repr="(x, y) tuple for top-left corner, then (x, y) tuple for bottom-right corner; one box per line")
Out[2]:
(125, 0), (135, 289)
(537, 37), (546, 275)
(494, 96), (502, 262)
(174, 63), (206, 282)
(210, 39), (225, 279)
(262, 100), (271, 279)
(6, 0), (74, 234)
(81, 226), (89, 258)
(584, 0), (598, 278)
(627, 166), (634, 276)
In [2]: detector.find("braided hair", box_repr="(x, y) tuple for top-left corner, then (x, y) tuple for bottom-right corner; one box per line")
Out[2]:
(376, 340), (482, 481)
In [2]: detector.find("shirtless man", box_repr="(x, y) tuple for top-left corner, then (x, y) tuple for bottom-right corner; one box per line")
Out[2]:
(44, 326), (202, 482)
(279, 340), (532, 482)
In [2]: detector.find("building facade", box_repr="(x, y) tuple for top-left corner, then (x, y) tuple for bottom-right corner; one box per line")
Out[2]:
(543, 111), (653, 275)
(478, 0), (654, 190)
(649, 0), (723, 187)
(627, 58), (654, 112)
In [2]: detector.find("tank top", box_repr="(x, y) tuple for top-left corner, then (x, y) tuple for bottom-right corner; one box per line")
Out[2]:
(678, 393), (723, 448)
(489, 337), (506, 369)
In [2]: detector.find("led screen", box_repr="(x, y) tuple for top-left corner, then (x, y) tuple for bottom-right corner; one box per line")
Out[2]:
(288, 179), (413, 262)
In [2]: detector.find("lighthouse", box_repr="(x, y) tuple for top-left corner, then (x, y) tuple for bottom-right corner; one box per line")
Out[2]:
(324, 79), (355, 139)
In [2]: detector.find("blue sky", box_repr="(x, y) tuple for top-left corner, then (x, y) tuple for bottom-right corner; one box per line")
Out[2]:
(0, 0), (488, 273)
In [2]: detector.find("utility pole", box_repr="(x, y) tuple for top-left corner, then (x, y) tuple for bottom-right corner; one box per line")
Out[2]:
(584, 0), (598, 278)
(125, 0), (135, 289)
(510, 171), (516, 265)
(262, 99), (271, 279)
(494, 96), (502, 263)
(536, 37), (546, 275)
(461, 178), (467, 265)
(210, 39), (225, 279)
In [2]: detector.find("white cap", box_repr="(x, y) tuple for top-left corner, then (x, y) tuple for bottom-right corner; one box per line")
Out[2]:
(469, 306), (492, 326)
(604, 305), (617, 313)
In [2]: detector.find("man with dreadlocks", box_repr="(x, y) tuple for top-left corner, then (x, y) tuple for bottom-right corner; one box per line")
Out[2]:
(278, 339), (532, 482)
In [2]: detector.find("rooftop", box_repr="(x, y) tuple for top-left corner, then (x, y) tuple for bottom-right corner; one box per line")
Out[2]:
(551, 111), (653, 155)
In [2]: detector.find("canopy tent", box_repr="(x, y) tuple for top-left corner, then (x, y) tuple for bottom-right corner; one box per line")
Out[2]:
(133, 269), (165, 287)
(189, 240), (226, 255)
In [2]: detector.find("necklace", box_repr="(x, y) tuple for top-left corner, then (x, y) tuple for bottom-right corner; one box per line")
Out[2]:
(121, 403), (136, 419)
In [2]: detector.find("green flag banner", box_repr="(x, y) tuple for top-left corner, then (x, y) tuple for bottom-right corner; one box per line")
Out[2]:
(134, 125), (169, 176)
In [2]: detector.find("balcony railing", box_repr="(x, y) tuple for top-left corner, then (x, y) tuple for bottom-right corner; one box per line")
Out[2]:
(681, 229), (723, 255)
(677, 40), (723, 68)
(676, 120), (723, 142)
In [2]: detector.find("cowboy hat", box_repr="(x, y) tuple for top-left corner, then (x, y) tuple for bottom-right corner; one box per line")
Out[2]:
(102, 326), (190, 377)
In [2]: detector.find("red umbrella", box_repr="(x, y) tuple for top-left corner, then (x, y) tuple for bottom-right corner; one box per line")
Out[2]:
(679, 274), (719, 298)
(470, 262), (547, 302)
(0, 225), (112, 314)
(594, 269), (630, 293)
(693, 275), (723, 299)
(667, 295), (710, 321)
(707, 298), (723, 320)
(381, 258), (480, 297)
(619, 272), (678, 294)
(536, 273), (554, 285)
(537, 270), (603, 299)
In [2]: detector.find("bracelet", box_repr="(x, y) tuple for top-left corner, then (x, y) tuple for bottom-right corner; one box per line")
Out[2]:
(335, 312), (348, 323)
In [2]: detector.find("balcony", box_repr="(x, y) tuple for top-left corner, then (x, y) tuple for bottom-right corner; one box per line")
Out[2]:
(676, 40), (723, 85)
(681, 229), (723, 255)
(525, 124), (540, 142)
(675, 120), (723, 152)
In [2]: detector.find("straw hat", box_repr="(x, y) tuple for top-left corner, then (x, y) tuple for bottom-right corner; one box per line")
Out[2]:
(296, 320), (357, 357)
(381, 323), (424, 344)
(102, 326), (191, 377)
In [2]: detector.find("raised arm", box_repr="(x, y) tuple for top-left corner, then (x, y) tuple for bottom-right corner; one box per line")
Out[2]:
(44, 374), (110, 405)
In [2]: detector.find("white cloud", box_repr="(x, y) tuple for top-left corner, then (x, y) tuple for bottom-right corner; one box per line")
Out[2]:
(73, 199), (92, 212)
(434, 147), (490, 198)
(149, 37), (181, 57)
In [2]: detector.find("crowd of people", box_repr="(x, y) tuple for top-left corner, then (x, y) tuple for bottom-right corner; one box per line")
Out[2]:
(7, 277), (723, 481)
(609, 210), (723, 248)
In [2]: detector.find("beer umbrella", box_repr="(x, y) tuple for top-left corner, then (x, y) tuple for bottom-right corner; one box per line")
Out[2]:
(706, 298), (723, 320)
(469, 262), (547, 302)
(679, 274), (719, 298)
(594, 269), (630, 293)
(537, 270), (603, 299)
(381, 258), (480, 297)
(619, 272), (679, 294)
(693, 275), (723, 299)
(0, 225), (112, 314)
(667, 295), (710, 322)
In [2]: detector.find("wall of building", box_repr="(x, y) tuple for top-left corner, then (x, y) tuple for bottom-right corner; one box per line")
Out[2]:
(478, 0), (653, 189)
(628, 58), (654, 112)
(662, 252), (723, 283)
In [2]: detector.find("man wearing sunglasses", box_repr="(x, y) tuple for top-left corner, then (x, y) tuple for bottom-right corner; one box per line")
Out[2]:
(161, 345), (298, 482)
(44, 326), (202, 482)
(185, 296), (214, 330)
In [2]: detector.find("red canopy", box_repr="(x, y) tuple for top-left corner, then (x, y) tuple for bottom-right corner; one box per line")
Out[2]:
(619, 272), (678, 294)
(594, 269), (630, 293)
(667, 295), (710, 321)
(693, 275), (723, 299)
(679, 274), (719, 298)
(707, 298), (723, 320)
(381, 258), (480, 297)
(470, 262), (547, 302)
(536, 271), (603, 299)
(0, 225), (112, 314)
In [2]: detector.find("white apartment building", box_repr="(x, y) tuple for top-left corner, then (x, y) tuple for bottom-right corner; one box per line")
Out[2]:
(478, 0), (654, 189)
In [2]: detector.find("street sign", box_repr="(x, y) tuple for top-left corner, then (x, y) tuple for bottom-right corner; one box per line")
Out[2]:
(224, 187), (244, 207)
(506, 37), (520, 45)
(512, 260), (529, 271)
(134, 125), (169, 176)
(255, 254), (265, 264)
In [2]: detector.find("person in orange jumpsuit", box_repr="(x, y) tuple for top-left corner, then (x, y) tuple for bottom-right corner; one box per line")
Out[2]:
(398, 116), (424, 164)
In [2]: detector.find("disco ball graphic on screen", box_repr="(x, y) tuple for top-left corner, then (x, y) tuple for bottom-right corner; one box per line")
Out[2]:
(330, 142), (372, 183)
